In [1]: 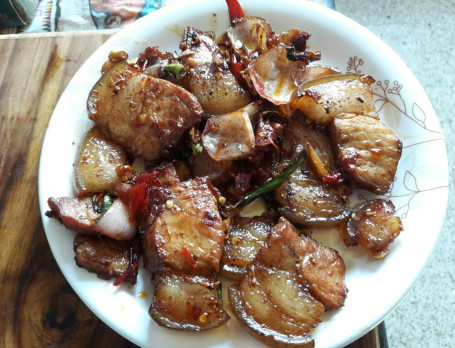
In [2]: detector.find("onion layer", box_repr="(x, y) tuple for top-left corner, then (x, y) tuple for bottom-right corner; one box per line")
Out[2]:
(96, 199), (137, 240)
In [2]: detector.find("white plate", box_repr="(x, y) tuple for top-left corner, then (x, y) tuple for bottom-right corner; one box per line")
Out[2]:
(38, 0), (449, 347)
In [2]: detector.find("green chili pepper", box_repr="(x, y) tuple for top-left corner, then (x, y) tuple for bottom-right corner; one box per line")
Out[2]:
(213, 272), (223, 307)
(261, 110), (279, 117)
(102, 194), (113, 212)
(235, 151), (307, 208)
(92, 193), (114, 214)
(191, 142), (203, 156)
(163, 63), (186, 81)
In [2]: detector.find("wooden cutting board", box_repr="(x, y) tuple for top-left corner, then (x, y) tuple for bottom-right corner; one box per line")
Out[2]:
(0, 31), (383, 348)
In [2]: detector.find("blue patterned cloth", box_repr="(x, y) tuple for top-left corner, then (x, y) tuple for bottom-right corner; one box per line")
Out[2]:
(90, 0), (166, 30)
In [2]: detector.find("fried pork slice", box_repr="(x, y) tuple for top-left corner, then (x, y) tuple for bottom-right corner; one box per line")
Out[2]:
(298, 235), (347, 310)
(275, 116), (352, 227)
(87, 62), (202, 161)
(143, 177), (225, 276)
(127, 162), (180, 197)
(275, 168), (351, 226)
(73, 234), (139, 285)
(280, 116), (340, 178)
(187, 149), (234, 185)
(290, 74), (376, 125)
(344, 199), (403, 258)
(271, 217), (347, 310)
(229, 266), (323, 348)
(331, 113), (402, 194)
(221, 214), (275, 279)
(74, 126), (129, 195)
(179, 27), (251, 114)
(149, 275), (229, 331)
(46, 197), (100, 235)
(229, 217), (327, 347)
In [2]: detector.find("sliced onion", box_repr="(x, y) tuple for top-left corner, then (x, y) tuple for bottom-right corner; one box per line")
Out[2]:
(247, 45), (307, 105)
(227, 16), (272, 63)
(96, 199), (137, 240)
(202, 109), (255, 161)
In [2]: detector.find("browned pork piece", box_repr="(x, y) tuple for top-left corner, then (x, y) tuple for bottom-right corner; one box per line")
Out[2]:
(275, 169), (350, 226)
(331, 113), (402, 194)
(149, 275), (229, 331)
(275, 170), (351, 226)
(275, 117), (351, 226)
(220, 214), (275, 279)
(280, 117), (338, 173)
(268, 218), (347, 310)
(290, 74), (376, 125)
(87, 62), (203, 161)
(229, 217), (348, 347)
(187, 149), (234, 184)
(143, 177), (225, 276)
(229, 266), (322, 348)
(179, 27), (251, 114)
(73, 234), (139, 285)
(343, 199), (403, 258)
(74, 126), (130, 195)
(298, 234), (348, 310)
(46, 197), (100, 235)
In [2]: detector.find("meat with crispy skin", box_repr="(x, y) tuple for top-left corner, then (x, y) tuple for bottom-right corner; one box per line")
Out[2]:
(259, 217), (347, 309)
(87, 63), (202, 161)
(331, 113), (402, 194)
(228, 217), (332, 347)
(275, 168), (351, 226)
(143, 177), (225, 276)
(73, 233), (139, 285)
(46, 197), (100, 235)
(290, 75), (376, 125)
(344, 198), (403, 258)
(180, 27), (251, 114)
(280, 116), (337, 172)
(298, 234), (348, 310)
(149, 275), (229, 331)
(274, 116), (352, 226)
(221, 214), (275, 279)
(74, 126), (129, 195)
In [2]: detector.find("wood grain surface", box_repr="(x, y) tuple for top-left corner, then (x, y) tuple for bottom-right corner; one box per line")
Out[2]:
(0, 31), (384, 348)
